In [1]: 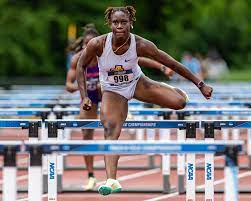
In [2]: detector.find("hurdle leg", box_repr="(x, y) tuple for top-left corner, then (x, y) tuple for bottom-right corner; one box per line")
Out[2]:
(224, 147), (239, 201)
(186, 148), (196, 200)
(29, 146), (43, 201)
(160, 127), (171, 193)
(136, 116), (145, 140)
(57, 128), (64, 192)
(186, 123), (196, 201)
(146, 115), (156, 169)
(222, 116), (229, 140)
(47, 122), (58, 201)
(41, 121), (48, 193)
(232, 116), (240, 140)
(204, 122), (215, 201)
(177, 129), (185, 194)
(3, 146), (17, 201)
(62, 114), (73, 171)
(43, 111), (57, 193)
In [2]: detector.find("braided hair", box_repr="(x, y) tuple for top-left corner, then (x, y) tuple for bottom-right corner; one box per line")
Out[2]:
(104, 6), (136, 25)
(68, 23), (99, 53)
(82, 23), (99, 38)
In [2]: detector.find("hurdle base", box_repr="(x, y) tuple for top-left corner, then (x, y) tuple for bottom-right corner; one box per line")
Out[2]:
(178, 175), (185, 194)
(58, 174), (63, 193)
(43, 174), (48, 193)
(163, 175), (171, 194)
(148, 155), (155, 169)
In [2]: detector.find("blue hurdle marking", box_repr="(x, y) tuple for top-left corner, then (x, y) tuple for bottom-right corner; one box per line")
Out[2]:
(187, 101), (251, 107)
(45, 119), (199, 129)
(177, 108), (251, 116)
(53, 107), (251, 116)
(0, 108), (51, 116)
(0, 119), (42, 128)
(53, 107), (173, 116)
(201, 120), (251, 128)
(0, 141), (22, 153)
(24, 140), (243, 154)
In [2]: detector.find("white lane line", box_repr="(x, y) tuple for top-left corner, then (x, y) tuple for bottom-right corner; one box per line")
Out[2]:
(144, 171), (251, 201)
(96, 168), (161, 186)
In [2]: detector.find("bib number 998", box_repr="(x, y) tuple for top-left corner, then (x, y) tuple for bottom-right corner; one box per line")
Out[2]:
(114, 75), (129, 83)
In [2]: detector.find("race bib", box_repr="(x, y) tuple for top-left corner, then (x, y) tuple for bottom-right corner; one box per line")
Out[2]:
(87, 78), (98, 91)
(107, 69), (134, 85)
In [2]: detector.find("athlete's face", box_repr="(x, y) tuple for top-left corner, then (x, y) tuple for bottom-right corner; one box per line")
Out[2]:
(110, 11), (131, 39)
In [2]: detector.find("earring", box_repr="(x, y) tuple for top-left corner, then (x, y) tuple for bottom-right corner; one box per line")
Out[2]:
(131, 25), (133, 29)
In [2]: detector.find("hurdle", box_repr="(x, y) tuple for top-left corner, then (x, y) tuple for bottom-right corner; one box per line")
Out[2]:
(202, 120), (251, 169)
(43, 119), (199, 195)
(177, 108), (251, 169)
(0, 141), (22, 201)
(0, 108), (50, 120)
(51, 107), (251, 194)
(0, 119), (42, 196)
(23, 140), (243, 201)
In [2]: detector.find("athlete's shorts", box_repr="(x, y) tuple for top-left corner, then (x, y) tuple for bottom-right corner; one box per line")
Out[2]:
(87, 89), (101, 105)
(101, 74), (142, 100)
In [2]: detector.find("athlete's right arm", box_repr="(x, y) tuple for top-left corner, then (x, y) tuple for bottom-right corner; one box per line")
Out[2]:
(138, 57), (173, 79)
(76, 38), (99, 110)
(65, 53), (79, 93)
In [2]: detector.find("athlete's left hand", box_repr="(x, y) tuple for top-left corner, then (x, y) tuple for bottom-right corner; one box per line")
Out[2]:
(81, 97), (92, 111)
(200, 84), (213, 99)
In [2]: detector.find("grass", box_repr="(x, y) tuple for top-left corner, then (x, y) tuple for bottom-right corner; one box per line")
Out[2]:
(219, 69), (251, 82)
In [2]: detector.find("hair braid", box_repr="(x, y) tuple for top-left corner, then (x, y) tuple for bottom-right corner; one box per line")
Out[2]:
(104, 6), (136, 25)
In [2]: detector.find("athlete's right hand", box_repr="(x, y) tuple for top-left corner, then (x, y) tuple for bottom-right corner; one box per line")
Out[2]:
(66, 83), (79, 93)
(81, 97), (92, 111)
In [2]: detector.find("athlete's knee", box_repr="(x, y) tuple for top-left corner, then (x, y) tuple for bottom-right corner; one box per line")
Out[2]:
(169, 97), (186, 110)
(101, 118), (120, 138)
(174, 88), (189, 102)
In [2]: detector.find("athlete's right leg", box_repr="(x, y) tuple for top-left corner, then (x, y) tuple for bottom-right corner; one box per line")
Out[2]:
(80, 103), (98, 190)
(98, 91), (128, 195)
(134, 75), (188, 109)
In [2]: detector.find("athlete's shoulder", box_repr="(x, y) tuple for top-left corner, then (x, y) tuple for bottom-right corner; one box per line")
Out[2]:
(134, 34), (156, 56)
(70, 51), (82, 69)
(87, 34), (108, 56)
(135, 34), (154, 46)
(88, 34), (108, 47)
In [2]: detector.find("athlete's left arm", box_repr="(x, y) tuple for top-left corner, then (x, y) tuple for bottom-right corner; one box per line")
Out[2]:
(136, 36), (213, 99)
(138, 57), (173, 79)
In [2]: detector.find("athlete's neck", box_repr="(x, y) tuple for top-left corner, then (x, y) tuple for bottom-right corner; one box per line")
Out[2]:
(112, 34), (130, 47)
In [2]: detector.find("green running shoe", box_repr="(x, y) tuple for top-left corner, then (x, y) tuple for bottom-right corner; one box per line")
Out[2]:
(98, 179), (122, 196)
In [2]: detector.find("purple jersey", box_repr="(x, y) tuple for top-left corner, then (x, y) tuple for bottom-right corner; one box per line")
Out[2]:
(86, 65), (100, 104)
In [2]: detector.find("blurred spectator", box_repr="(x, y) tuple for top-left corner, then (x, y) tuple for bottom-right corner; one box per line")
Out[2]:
(195, 52), (207, 80)
(204, 49), (229, 80)
(173, 51), (202, 81)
